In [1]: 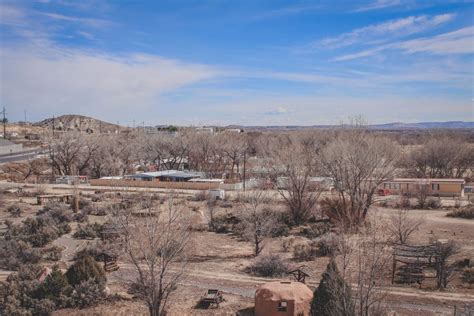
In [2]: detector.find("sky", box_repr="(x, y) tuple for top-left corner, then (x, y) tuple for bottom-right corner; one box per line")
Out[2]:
(0, 0), (473, 126)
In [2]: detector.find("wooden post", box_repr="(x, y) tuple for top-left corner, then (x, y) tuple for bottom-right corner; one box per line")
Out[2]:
(392, 255), (397, 284)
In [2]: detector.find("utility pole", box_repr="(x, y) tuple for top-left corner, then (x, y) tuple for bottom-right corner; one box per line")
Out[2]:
(52, 116), (55, 136)
(24, 110), (27, 123)
(243, 151), (246, 192)
(1, 107), (7, 139)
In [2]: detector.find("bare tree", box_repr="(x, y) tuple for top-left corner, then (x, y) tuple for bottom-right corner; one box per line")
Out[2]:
(220, 133), (248, 179)
(407, 136), (474, 179)
(240, 189), (277, 256)
(414, 183), (430, 209)
(336, 213), (392, 316)
(205, 196), (217, 231)
(434, 241), (458, 289)
(387, 209), (424, 244)
(321, 131), (398, 228)
(269, 133), (321, 225)
(113, 194), (191, 316)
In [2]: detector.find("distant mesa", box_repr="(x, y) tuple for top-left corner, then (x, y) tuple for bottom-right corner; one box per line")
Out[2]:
(34, 115), (121, 134)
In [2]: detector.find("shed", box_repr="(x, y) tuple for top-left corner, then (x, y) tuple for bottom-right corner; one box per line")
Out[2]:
(208, 189), (225, 200)
(255, 281), (313, 316)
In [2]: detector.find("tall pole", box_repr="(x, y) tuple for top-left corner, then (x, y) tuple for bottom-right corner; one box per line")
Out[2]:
(2, 107), (7, 139)
(243, 151), (246, 192)
(24, 110), (27, 123)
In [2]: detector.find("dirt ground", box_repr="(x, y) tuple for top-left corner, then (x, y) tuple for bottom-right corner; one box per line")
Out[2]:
(1, 186), (473, 315)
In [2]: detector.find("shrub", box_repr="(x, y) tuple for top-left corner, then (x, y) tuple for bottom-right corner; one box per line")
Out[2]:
(74, 211), (88, 223)
(0, 240), (42, 270)
(7, 205), (22, 217)
(70, 278), (106, 308)
(90, 206), (107, 216)
(194, 191), (208, 201)
(281, 236), (296, 252)
(70, 196), (92, 211)
(315, 233), (341, 257)
(73, 223), (102, 239)
(91, 194), (103, 202)
(209, 214), (241, 234)
(398, 195), (411, 209)
(293, 241), (319, 261)
(4, 217), (68, 248)
(299, 222), (331, 239)
(41, 207), (74, 223)
(271, 223), (290, 237)
(32, 299), (57, 315)
(462, 268), (474, 285)
(66, 255), (106, 287)
(44, 245), (64, 261)
(73, 242), (112, 261)
(447, 206), (474, 219)
(425, 198), (442, 209)
(248, 254), (287, 277)
(38, 265), (72, 306)
(0, 265), (54, 315)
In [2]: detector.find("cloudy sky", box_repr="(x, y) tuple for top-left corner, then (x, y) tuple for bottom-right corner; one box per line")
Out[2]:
(0, 0), (473, 126)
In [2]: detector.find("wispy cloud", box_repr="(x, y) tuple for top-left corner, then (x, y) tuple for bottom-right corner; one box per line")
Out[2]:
(251, 4), (321, 20)
(334, 26), (474, 61)
(317, 14), (455, 49)
(355, 0), (402, 12)
(0, 3), (27, 27)
(36, 11), (112, 27)
(0, 43), (222, 121)
(264, 106), (289, 115)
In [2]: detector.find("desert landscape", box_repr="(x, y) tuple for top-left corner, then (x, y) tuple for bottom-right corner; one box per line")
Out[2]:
(0, 120), (473, 315)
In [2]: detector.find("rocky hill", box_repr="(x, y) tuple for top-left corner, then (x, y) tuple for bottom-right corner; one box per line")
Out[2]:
(34, 115), (120, 133)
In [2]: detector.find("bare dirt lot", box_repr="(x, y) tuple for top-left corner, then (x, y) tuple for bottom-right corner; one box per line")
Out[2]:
(1, 185), (473, 315)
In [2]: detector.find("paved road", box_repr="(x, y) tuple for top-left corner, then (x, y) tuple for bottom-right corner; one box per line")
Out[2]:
(0, 148), (45, 163)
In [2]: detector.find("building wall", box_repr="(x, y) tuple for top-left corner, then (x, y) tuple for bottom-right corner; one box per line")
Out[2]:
(438, 183), (463, 194)
(382, 181), (464, 197)
(255, 300), (296, 316)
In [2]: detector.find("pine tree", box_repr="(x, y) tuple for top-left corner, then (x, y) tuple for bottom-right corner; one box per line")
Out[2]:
(38, 265), (71, 307)
(311, 260), (355, 316)
(66, 255), (106, 287)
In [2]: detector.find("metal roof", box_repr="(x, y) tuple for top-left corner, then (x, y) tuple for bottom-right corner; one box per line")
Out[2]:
(387, 178), (465, 183)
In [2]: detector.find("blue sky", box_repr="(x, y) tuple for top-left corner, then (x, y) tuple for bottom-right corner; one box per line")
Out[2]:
(0, 0), (473, 126)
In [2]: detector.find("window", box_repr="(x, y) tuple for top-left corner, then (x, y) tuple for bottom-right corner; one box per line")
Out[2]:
(431, 183), (440, 190)
(278, 301), (287, 312)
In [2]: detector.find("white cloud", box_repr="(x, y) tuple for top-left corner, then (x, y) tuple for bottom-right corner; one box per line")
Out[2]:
(0, 3), (27, 27)
(251, 4), (321, 20)
(334, 26), (474, 61)
(264, 106), (289, 115)
(0, 44), (221, 121)
(355, 0), (401, 12)
(318, 14), (455, 49)
(36, 11), (112, 27)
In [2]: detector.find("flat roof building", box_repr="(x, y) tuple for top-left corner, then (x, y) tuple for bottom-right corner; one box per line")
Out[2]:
(381, 178), (465, 197)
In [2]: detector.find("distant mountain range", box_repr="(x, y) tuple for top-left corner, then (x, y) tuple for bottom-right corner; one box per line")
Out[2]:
(33, 115), (473, 131)
(233, 121), (474, 131)
(368, 121), (474, 130)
